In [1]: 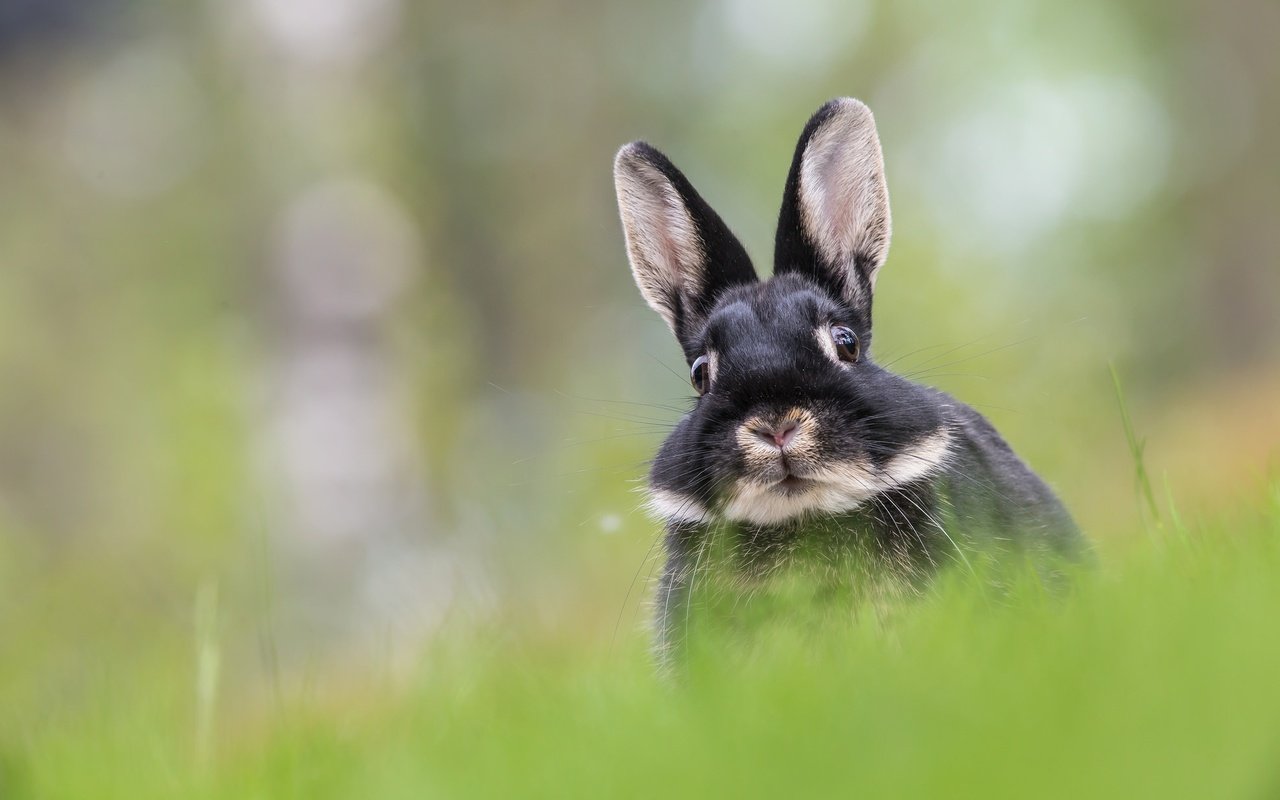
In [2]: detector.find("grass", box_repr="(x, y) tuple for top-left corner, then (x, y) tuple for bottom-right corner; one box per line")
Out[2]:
(3, 480), (1280, 799)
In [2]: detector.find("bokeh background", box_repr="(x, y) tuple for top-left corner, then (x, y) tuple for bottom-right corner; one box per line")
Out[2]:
(2, 0), (1278, 724)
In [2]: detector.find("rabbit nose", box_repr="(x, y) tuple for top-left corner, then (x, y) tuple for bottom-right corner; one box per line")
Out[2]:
(755, 421), (799, 450)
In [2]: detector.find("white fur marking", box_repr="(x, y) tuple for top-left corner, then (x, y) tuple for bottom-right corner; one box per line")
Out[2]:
(878, 430), (953, 488)
(645, 487), (711, 525)
(814, 326), (841, 364)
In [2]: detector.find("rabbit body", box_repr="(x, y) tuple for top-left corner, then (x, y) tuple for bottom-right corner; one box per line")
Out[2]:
(613, 99), (1085, 657)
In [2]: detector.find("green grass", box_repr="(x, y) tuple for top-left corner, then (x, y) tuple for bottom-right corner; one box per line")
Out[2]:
(5, 483), (1280, 799)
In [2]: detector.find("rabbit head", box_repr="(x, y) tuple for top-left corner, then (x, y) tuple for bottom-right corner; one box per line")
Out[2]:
(614, 98), (952, 527)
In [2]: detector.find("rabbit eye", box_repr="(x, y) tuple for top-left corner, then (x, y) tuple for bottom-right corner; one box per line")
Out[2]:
(831, 326), (861, 363)
(690, 355), (711, 395)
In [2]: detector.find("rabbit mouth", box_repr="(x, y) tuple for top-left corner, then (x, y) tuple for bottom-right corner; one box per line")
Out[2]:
(768, 459), (822, 492)
(773, 474), (813, 495)
(760, 448), (823, 493)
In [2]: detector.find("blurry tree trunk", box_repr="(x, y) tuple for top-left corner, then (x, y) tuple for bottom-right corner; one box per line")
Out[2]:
(214, 0), (465, 672)
(264, 179), (455, 666)
(1185, 0), (1280, 370)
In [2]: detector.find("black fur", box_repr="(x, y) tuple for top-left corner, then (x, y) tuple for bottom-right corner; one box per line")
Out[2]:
(614, 100), (1086, 660)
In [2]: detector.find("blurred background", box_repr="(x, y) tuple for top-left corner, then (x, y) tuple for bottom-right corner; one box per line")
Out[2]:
(1, 0), (1277, 722)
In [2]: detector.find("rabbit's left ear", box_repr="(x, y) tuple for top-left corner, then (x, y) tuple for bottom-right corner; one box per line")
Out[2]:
(774, 98), (891, 327)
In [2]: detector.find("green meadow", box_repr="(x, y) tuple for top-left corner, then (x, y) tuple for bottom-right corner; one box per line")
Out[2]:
(6, 480), (1280, 799)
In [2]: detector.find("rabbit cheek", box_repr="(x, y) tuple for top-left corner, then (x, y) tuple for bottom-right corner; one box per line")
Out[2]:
(815, 429), (953, 497)
(645, 487), (712, 525)
(874, 429), (954, 489)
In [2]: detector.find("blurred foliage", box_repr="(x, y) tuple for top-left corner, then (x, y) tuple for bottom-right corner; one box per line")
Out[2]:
(0, 0), (1279, 793)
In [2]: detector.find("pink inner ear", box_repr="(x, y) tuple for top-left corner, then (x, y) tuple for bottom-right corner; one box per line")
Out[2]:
(615, 156), (707, 330)
(797, 101), (891, 287)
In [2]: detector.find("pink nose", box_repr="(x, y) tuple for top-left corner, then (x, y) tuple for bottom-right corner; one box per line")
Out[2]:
(756, 421), (799, 450)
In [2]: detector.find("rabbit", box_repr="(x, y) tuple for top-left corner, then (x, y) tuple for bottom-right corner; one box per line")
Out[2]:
(612, 98), (1087, 659)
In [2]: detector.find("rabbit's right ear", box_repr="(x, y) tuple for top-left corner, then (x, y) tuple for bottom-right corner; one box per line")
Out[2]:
(614, 142), (757, 345)
(774, 98), (891, 331)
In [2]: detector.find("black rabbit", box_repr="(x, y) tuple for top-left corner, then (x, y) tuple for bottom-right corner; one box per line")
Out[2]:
(613, 98), (1086, 659)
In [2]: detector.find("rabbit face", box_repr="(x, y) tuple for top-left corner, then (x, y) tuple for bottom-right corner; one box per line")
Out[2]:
(647, 274), (950, 527)
(616, 98), (951, 526)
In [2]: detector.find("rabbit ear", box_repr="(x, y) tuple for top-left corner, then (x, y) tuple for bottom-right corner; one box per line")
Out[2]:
(614, 142), (757, 343)
(774, 98), (891, 325)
